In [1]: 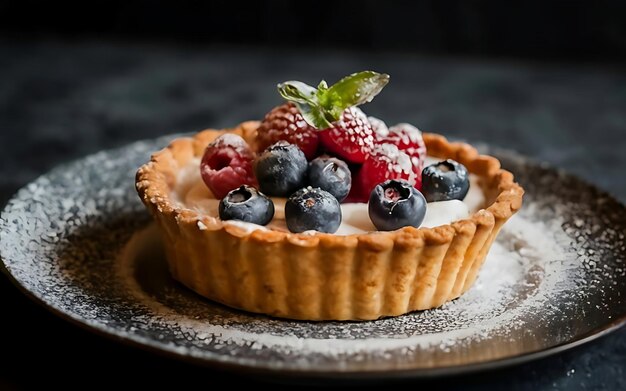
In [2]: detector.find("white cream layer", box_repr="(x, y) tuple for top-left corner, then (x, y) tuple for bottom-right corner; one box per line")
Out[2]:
(172, 157), (485, 235)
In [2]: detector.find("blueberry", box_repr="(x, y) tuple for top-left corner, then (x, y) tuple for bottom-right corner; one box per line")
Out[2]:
(307, 155), (352, 202)
(285, 187), (342, 233)
(368, 179), (427, 231)
(219, 185), (275, 225)
(254, 141), (307, 197)
(421, 159), (470, 202)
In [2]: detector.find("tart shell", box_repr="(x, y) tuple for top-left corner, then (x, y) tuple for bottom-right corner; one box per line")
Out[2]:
(136, 122), (524, 320)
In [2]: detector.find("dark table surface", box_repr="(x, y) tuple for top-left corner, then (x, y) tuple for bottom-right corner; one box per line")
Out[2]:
(0, 41), (625, 389)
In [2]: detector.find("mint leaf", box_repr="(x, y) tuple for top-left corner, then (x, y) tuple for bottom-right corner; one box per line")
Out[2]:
(277, 81), (318, 106)
(275, 71), (390, 129)
(295, 102), (333, 129)
(322, 71), (390, 115)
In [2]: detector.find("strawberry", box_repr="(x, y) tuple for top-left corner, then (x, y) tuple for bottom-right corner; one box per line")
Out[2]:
(255, 103), (319, 160)
(200, 134), (257, 199)
(348, 143), (417, 203)
(319, 107), (375, 163)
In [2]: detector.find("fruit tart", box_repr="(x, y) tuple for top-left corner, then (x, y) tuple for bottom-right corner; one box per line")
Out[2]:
(136, 71), (523, 321)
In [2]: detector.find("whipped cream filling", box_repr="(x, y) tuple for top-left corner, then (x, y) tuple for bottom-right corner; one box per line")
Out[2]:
(172, 157), (485, 235)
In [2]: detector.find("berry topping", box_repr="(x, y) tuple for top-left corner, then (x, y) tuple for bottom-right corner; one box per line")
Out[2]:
(319, 107), (375, 163)
(200, 134), (257, 199)
(256, 103), (319, 160)
(285, 187), (342, 233)
(349, 143), (416, 203)
(219, 185), (275, 225)
(376, 123), (427, 187)
(307, 155), (352, 202)
(254, 141), (308, 197)
(277, 71), (389, 130)
(269, 71), (389, 163)
(368, 179), (427, 231)
(368, 116), (389, 138)
(421, 159), (470, 202)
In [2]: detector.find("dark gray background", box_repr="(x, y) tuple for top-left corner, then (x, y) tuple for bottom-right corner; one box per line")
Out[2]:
(3, 1), (626, 387)
(2, 0), (626, 61)
(0, 40), (625, 389)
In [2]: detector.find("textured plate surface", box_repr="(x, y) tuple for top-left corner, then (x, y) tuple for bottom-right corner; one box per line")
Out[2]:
(1, 136), (626, 379)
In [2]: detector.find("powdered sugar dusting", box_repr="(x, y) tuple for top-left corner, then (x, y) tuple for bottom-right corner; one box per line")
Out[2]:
(113, 210), (574, 361)
(368, 116), (389, 137)
(389, 123), (423, 145)
(371, 143), (416, 184)
(207, 133), (250, 153)
(1, 135), (624, 374)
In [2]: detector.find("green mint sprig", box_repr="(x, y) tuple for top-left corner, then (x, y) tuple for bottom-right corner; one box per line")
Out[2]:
(277, 71), (390, 129)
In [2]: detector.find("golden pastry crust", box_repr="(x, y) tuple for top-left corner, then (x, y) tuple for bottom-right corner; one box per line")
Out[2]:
(136, 122), (524, 320)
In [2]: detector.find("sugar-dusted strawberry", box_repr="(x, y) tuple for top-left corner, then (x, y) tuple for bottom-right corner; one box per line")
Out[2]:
(200, 134), (257, 199)
(348, 143), (417, 203)
(319, 107), (375, 163)
(375, 123), (427, 184)
(255, 103), (319, 160)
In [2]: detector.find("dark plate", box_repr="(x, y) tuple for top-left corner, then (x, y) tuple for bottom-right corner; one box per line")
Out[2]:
(1, 135), (625, 381)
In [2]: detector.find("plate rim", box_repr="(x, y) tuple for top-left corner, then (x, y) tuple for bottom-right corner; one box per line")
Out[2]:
(2, 266), (625, 381)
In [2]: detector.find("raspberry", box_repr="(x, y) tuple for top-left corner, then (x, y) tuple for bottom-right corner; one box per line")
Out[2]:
(200, 134), (257, 199)
(319, 107), (375, 164)
(343, 167), (366, 203)
(368, 116), (389, 138)
(348, 143), (417, 203)
(375, 123), (426, 185)
(256, 103), (319, 160)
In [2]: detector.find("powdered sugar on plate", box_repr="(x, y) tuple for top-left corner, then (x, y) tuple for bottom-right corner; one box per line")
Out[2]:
(1, 135), (625, 374)
(113, 205), (579, 363)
